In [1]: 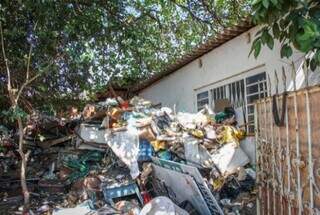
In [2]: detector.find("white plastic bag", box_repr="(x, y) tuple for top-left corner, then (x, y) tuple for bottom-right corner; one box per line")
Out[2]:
(177, 112), (208, 129)
(211, 142), (249, 175)
(139, 196), (189, 215)
(184, 136), (213, 168)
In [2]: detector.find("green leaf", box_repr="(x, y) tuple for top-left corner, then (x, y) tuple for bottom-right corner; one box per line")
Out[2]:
(315, 50), (320, 63)
(2, 106), (28, 122)
(254, 40), (262, 58)
(296, 37), (313, 52)
(270, 0), (277, 5)
(261, 29), (269, 44)
(262, 0), (269, 8)
(297, 20), (319, 42)
(261, 30), (273, 49)
(249, 38), (262, 58)
(306, 58), (310, 68)
(272, 23), (280, 38)
(310, 58), (317, 71)
(252, 0), (262, 6)
(267, 36), (274, 49)
(314, 39), (320, 48)
(280, 44), (293, 58)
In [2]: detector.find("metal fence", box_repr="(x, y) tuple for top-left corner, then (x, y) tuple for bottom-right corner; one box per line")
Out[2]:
(255, 65), (320, 214)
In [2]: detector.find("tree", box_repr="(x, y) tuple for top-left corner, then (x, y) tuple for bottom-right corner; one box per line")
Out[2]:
(0, 22), (50, 212)
(0, 0), (250, 211)
(250, 0), (320, 70)
(0, 0), (250, 114)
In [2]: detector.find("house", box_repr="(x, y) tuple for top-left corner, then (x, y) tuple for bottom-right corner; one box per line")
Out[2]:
(134, 19), (320, 134)
(132, 20), (320, 213)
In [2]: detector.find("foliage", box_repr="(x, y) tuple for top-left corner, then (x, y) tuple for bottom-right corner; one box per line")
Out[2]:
(251, 0), (320, 70)
(0, 0), (249, 114)
(1, 106), (28, 123)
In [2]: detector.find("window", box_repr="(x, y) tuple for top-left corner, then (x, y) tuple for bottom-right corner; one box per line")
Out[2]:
(195, 71), (267, 134)
(197, 91), (209, 111)
(246, 72), (267, 133)
(227, 80), (245, 108)
(210, 80), (245, 109)
(212, 85), (226, 101)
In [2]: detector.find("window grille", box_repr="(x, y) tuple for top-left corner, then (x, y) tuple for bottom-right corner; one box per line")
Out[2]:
(246, 72), (268, 133)
(196, 91), (209, 111)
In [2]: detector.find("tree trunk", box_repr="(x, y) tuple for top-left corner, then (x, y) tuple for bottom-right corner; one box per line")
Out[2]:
(2, 22), (31, 213)
(17, 114), (30, 213)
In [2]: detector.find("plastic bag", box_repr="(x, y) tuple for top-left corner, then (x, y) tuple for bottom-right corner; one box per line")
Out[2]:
(216, 126), (245, 145)
(177, 112), (208, 129)
(184, 136), (213, 168)
(139, 196), (189, 215)
(211, 142), (250, 175)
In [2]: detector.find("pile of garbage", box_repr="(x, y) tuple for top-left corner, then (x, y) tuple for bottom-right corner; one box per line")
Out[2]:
(0, 96), (256, 215)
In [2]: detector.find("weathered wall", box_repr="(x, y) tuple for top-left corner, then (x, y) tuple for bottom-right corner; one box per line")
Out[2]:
(139, 26), (312, 112)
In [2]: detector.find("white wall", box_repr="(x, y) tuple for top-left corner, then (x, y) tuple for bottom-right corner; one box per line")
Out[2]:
(139, 26), (314, 113)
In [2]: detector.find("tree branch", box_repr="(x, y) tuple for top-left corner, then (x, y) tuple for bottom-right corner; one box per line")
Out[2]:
(26, 45), (33, 81)
(26, 21), (38, 81)
(145, 11), (163, 30)
(200, 0), (225, 28)
(170, 0), (214, 26)
(15, 54), (61, 103)
(134, 7), (163, 30)
(0, 22), (11, 91)
(16, 72), (42, 103)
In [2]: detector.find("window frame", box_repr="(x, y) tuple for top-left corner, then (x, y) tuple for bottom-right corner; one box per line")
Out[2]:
(196, 91), (209, 111)
(195, 70), (268, 135)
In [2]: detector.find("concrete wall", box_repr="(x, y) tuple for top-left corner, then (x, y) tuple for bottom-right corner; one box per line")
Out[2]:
(139, 26), (316, 113)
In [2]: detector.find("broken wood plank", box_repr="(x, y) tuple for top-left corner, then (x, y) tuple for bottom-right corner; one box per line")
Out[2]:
(37, 135), (75, 149)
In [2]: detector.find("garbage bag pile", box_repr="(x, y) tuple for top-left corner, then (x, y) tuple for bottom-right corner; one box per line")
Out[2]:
(0, 96), (256, 215)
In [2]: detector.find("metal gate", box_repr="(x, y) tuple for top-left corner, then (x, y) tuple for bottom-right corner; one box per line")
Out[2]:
(255, 69), (320, 214)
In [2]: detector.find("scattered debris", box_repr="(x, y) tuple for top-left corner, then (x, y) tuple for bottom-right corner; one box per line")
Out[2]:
(0, 96), (256, 214)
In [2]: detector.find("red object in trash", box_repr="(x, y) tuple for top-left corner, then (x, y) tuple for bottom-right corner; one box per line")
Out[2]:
(120, 101), (129, 109)
(141, 191), (152, 204)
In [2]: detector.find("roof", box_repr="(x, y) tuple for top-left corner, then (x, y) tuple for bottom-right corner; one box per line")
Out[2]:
(133, 19), (254, 92)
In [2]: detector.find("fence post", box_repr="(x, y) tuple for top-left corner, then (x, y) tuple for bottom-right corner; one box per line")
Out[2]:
(291, 62), (302, 215)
